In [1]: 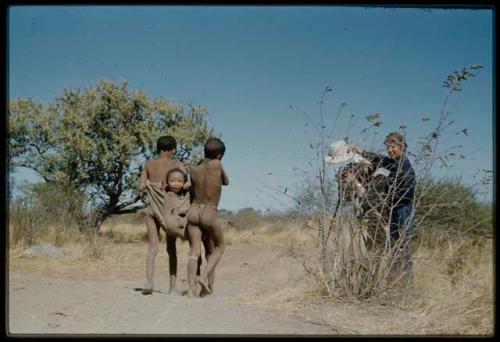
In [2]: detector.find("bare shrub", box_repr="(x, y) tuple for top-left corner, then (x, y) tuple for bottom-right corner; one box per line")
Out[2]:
(289, 65), (492, 303)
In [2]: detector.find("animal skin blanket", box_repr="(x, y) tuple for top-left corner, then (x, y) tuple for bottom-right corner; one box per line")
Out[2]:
(145, 179), (190, 239)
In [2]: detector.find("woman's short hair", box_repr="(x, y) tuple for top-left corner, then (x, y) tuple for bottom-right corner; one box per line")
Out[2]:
(384, 132), (407, 151)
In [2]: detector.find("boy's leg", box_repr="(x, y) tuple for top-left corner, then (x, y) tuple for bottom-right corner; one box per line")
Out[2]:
(199, 208), (224, 293)
(187, 224), (202, 297)
(166, 234), (177, 294)
(196, 223), (204, 278)
(202, 233), (215, 292)
(144, 214), (160, 295)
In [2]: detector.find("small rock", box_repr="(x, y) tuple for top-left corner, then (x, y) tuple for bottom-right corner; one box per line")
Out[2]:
(22, 242), (66, 257)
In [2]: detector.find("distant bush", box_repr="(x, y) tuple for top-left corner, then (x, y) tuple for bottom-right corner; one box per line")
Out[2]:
(415, 178), (492, 244)
(261, 208), (302, 223)
(220, 207), (263, 229)
(220, 207), (303, 230)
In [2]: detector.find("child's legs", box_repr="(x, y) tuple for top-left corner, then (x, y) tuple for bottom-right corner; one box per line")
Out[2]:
(145, 214), (160, 288)
(166, 234), (177, 276)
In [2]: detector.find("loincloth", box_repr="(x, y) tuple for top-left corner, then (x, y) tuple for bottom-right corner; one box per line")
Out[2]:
(187, 202), (218, 232)
(191, 201), (218, 209)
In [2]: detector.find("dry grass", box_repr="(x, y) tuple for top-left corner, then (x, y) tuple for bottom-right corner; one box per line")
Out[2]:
(8, 213), (493, 335)
(406, 239), (494, 335)
(224, 220), (316, 250)
(220, 216), (494, 336)
(99, 221), (149, 243)
(231, 225), (494, 336)
(99, 212), (150, 243)
(9, 222), (86, 249)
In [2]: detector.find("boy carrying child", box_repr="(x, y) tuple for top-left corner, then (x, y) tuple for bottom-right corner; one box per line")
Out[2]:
(138, 135), (190, 295)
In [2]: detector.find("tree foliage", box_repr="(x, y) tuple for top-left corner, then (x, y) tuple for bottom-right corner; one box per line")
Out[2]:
(9, 79), (214, 232)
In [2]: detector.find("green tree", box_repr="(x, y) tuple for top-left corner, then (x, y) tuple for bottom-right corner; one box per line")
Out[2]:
(9, 79), (214, 233)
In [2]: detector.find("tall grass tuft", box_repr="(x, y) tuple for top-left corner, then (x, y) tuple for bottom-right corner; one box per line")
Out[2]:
(8, 186), (85, 248)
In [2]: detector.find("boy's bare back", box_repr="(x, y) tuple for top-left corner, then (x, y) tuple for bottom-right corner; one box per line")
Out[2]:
(190, 159), (229, 207)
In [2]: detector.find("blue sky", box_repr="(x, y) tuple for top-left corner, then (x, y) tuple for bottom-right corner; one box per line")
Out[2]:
(8, 6), (494, 211)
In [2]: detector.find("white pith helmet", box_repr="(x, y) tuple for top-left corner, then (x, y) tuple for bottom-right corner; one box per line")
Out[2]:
(324, 139), (371, 165)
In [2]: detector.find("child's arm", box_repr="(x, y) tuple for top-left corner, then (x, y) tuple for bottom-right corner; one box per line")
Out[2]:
(138, 162), (148, 192)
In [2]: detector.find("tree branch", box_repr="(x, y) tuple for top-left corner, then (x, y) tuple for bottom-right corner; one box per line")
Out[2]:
(114, 194), (144, 212)
(113, 204), (147, 215)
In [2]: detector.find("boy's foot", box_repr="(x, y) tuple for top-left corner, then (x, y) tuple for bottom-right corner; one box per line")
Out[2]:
(199, 285), (213, 297)
(142, 281), (153, 295)
(168, 276), (176, 294)
(142, 288), (153, 295)
(187, 285), (198, 298)
(197, 277), (212, 295)
(200, 287), (210, 297)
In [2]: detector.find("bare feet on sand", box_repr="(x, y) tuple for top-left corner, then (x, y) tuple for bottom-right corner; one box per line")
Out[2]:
(197, 277), (212, 295)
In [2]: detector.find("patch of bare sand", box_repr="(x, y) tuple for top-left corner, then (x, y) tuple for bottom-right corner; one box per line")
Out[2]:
(8, 224), (493, 336)
(8, 239), (335, 335)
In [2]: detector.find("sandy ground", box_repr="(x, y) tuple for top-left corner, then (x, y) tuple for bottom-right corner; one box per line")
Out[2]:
(8, 242), (335, 336)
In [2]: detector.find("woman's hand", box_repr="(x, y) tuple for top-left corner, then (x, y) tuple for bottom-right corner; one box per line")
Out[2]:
(347, 144), (362, 155)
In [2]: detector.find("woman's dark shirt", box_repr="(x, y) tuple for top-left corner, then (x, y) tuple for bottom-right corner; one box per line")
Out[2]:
(361, 151), (416, 208)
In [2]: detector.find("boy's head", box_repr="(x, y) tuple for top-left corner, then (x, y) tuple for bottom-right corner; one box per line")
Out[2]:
(157, 135), (177, 154)
(204, 137), (226, 159)
(166, 168), (187, 193)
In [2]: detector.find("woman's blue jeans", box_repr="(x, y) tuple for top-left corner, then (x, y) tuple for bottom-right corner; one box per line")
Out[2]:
(390, 203), (416, 273)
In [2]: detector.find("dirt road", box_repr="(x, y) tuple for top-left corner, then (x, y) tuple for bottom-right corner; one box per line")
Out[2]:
(8, 243), (334, 335)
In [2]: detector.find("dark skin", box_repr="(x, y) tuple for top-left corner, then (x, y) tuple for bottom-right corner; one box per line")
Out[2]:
(186, 155), (229, 297)
(198, 230), (215, 294)
(138, 148), (190, 295)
